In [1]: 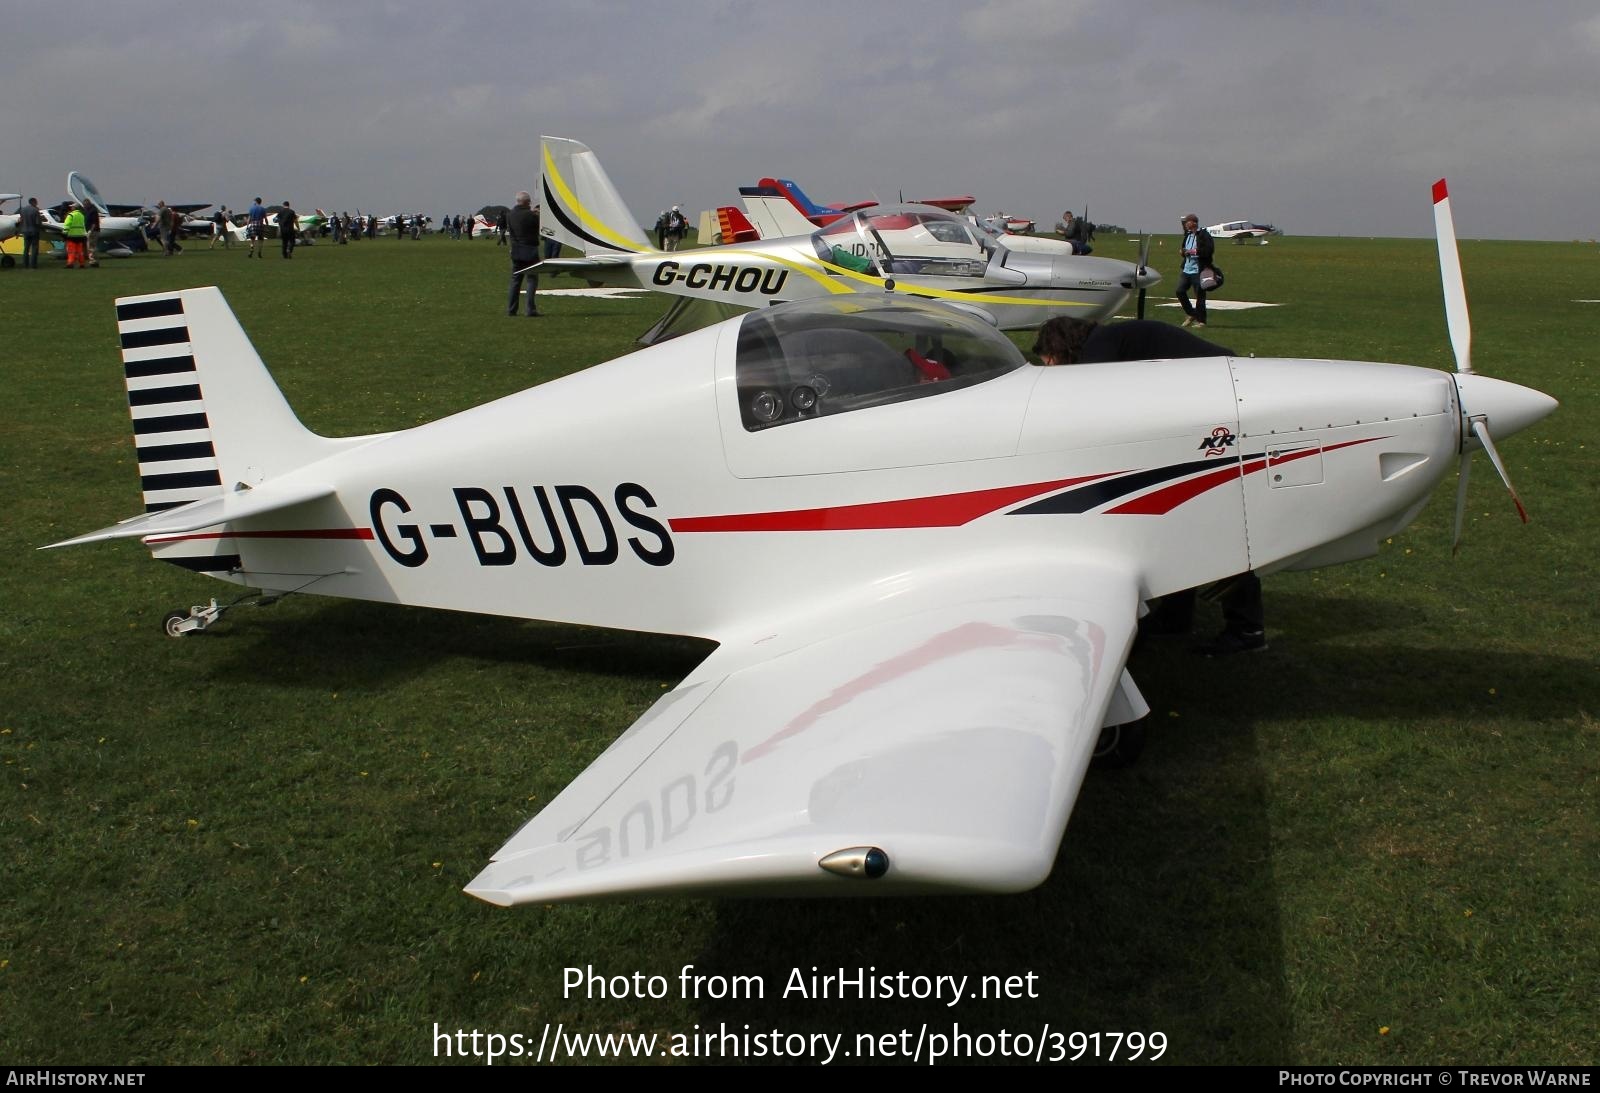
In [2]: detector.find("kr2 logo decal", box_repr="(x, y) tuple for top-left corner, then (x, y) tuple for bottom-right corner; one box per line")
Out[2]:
(1197, 426), (1237, 457)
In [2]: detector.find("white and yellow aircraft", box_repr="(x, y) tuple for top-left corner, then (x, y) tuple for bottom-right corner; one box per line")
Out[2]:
(48, 180), (1555, 906)
(0, 194), (24, 266)
(535, 136), (1161, 341)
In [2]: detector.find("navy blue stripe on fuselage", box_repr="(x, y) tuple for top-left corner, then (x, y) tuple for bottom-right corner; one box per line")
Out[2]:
(1010, 453), (1244, 515)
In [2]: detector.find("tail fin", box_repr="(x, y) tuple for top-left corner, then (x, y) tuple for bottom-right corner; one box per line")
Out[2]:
(109, 287), (359, 571)
(738, 185), (817, 238)
(768, 177), (831, 218)
(539, 136), (651, 255)
(715, 205), (760, 244)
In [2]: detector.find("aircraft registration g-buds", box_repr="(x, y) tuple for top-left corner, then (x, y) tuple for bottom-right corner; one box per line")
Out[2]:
(47, 180), (1555, 907)
(533, 136), (1161, 343)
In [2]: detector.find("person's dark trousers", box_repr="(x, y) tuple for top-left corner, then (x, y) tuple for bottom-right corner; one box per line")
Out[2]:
(508, 268), (539, 315)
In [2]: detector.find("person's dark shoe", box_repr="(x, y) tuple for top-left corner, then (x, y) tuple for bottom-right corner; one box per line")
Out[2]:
(1194, 629), (1267, 657)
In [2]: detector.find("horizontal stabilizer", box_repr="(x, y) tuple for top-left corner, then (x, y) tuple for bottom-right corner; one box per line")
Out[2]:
(534, 256), (635, 274)
(44, 481), (334, 549)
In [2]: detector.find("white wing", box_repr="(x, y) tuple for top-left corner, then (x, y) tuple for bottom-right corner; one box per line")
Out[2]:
(466, 560), (1141, 905)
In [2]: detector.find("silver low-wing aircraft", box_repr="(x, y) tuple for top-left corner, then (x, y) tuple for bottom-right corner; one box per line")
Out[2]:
(49, 181), (1555, 906)
(535, 136), (1161, 342)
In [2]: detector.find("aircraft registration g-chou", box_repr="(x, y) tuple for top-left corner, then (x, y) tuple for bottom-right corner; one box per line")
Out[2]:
(48, 180), (1555, 907)
(534, 136), (1161, 342)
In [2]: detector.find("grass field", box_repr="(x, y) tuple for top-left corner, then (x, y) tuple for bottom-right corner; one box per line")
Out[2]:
(1, 230), (1595, 1066)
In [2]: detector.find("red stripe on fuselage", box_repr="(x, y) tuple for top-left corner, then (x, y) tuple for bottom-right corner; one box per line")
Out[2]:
(1106, 461), (1259, 515)
(669, 474), (1119, 533)
(1104, 437), (1388, 516)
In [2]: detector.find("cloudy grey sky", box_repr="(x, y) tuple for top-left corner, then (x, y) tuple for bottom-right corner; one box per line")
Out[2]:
(5, 0), (1597, 239)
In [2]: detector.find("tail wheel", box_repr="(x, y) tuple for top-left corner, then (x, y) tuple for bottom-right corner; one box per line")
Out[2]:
(1092, 719), (1147, 770)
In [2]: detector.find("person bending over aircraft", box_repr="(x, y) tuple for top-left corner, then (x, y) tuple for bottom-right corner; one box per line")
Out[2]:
(1032, 317), (1265, 656)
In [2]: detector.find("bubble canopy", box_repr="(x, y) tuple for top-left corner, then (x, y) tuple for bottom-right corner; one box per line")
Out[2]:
(68, 171), (110, 216)
(733, 295), (1026, 431)
(810, 204), (993, 277)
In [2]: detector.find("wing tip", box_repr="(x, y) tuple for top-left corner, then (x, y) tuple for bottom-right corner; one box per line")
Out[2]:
(1432, 178), (1449, 205)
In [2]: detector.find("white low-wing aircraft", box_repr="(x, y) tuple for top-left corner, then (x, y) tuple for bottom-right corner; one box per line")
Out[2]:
(44, 171), (156, 243)
(48, 181), (1555, 906)
(1206, 218), (1281, 240)
(537, 136), (1161, 341)
(736, 183), (1083, 260)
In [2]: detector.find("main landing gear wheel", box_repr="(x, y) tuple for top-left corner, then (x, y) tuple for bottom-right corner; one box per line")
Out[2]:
(0, 255), (15, 269)
(1091, 719), (1147, 770)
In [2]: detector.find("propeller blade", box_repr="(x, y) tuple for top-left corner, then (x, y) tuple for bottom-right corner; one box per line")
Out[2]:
(1470, 417), (1530, 524)
(1136, 235), (1151, 319)
(1432, 178), (1473, 375)
(1451, 450), (1472, 555)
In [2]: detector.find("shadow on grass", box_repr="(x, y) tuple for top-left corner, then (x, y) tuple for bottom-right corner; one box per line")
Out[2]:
(201, 591), (1588, 725)
(682, 696), (1288, 1064)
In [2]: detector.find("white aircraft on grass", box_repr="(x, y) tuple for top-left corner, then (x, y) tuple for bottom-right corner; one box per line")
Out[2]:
(47, 180), (1555, 906)
(536, 136), (1161, 341)
(1206, 218), (1281, 240)
(735, 184), (1081, 260)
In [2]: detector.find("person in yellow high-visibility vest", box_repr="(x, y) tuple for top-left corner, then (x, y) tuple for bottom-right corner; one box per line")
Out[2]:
(62, 202), (88, 268)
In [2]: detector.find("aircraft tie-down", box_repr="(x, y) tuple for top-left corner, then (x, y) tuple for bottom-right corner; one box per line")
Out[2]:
(48, 180), (1555, 905)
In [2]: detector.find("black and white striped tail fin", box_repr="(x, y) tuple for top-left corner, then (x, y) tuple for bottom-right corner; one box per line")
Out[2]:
(118, 295), (224, 513)
(113, 287), (329, 574)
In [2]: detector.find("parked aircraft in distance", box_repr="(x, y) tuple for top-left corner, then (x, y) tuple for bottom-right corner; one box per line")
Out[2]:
(538, 136), (1159, 341)
(1206, 219), (1281, 240)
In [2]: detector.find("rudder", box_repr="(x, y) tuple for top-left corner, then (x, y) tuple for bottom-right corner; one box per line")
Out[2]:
(539, 136), (652, 255)
(114, 287), (355, 573)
